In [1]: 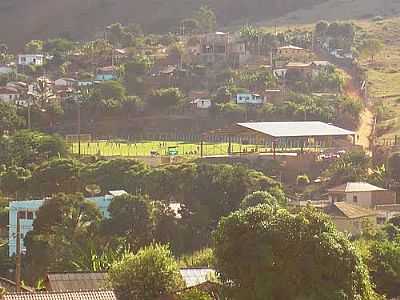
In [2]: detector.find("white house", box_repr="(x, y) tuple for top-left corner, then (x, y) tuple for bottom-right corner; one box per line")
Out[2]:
(236, 93), (264, 104)
(191, 98), (212, 109)
(0, 86), (20, 103)
(327, 182), (397, 209)
(17, 54), (44, 66)
(55, 78), (77, 88)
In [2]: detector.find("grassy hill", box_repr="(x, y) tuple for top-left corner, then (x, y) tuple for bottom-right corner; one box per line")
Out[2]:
(0, 0), (324, 49)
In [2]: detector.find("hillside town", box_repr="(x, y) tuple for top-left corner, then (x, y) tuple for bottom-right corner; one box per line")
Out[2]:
(0, 6), (400, 300)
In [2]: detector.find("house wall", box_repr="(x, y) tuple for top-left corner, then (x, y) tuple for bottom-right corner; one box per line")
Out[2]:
(0, 93), (19, 103)
(371, 190), (397, 207)
(95, 74), (116, 81)
(344, 191), (372, 208)
(18, 55), (44, 66)
(8, 196), (113, 256)
(331, 216), (376, 236)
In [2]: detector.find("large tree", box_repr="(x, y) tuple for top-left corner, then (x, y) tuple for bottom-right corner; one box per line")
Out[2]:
(108, 243), (184, 300)
(213, 205), (376, 300)
(24, 193), (101, 281)
(103, 193), (152, 250)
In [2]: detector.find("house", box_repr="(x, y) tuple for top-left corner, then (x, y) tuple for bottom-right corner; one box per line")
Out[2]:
(95, 66), (117, 81)
(0, 86), (20, 103)
(7, 191), (185, 257)
(191, 98), (212, 109)
(324, 202), (377, 235)
(278, 45), (306, 57)
(235, 93), (264, 104)
(54, 78), (77, 88)
(285, 62), (312, 78)
(0, 64), (14, 75)
(199, 32), (230, 65)
(310, 61), (332, 77)
(17, 54), (44, 66)
(327, 182), (396, 209)
(2, 290), (116, 300)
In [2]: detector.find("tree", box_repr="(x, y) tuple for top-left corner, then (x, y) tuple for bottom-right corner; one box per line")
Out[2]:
(359, 39), (383, 62)
(367, 240), (400, 298)
(194, 6), (217, 33)
(315, 20), (329, 38)
(0, 102), (25, 134)
(213, 205), (376, 300)
(179, 288), (213, 300)
(108, 243), (184, 300)
(388, 152), (400, 182)
(147, 88), (184, 111)
(30, 158), (81, 196)
(325, 150), (370, 185)
(25, 40), (43, 54)
(0, 165), (31, 197)
(93, 81), (126, 102)
(240, 191), (282, 210)
(104, 193), (152, 249)
(24, 193), (102, 281)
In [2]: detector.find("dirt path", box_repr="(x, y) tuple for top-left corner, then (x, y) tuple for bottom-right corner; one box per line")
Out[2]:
(356, 108), (373, 151)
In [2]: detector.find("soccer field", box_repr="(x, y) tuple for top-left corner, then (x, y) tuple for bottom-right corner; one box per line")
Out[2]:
(70, 140), (262, 157)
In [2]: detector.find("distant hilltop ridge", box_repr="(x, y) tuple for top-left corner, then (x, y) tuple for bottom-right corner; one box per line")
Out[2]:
(0, 0), (324, 49)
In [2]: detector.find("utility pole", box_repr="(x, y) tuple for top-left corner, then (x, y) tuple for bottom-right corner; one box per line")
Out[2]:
(76, 94), (81, 159)
(15, 213), (21, 293)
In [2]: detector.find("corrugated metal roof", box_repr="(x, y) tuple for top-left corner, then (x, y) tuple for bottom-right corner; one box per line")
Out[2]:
(45, 273), (107, 292)
(3, 290), (116, 300)
(328, 182), (386, 193)
(237, 122), (355, 138)
(326, 202), (376, 219)
(180, 268), (215, 288)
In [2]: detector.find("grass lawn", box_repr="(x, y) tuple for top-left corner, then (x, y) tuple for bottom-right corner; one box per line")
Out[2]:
(70, 140), (264, 157)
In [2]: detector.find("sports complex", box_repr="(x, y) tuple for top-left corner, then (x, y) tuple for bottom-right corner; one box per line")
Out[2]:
(68, 121), (357, 158)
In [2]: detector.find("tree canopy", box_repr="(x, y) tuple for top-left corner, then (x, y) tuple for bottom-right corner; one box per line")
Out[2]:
(108, 243), (184, 300)
(213, 205), (376, 300)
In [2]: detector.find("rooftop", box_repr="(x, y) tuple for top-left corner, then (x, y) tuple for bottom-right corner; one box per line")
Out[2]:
(44, 269), (216, 292)
(279, 45), (304, 50)
(0, 86), (19, 94)
(286, 62), (311, 68)
(3, 290), (116, 300)
(328, 182), (386, 193)
(325, 202), (377, 219)
(236, 121), (355, 138)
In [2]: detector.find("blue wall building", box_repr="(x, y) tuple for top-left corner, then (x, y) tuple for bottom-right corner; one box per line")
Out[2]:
(8, 192), (124, 256)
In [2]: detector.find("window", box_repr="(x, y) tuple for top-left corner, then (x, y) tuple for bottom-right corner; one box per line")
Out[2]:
(21, 57), (26, 63)
(27, 211), (34, 220)
(17, 211), (27, 219)
(353, 195), (358, 203)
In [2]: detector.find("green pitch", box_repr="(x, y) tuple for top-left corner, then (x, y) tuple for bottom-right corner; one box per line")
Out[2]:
(69, 140), (263, 157)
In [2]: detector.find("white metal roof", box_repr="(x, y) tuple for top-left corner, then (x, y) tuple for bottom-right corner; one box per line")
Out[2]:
(237, 121), (355, 138)
(328, 182), (387, 193)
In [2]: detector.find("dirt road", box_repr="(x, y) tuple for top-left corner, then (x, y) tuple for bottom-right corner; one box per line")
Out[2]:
(356, 108), (373, 151)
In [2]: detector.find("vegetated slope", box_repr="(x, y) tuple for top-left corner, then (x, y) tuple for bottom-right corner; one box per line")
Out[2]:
(0, 0), (324, 49)
(261, 0), (400, 26)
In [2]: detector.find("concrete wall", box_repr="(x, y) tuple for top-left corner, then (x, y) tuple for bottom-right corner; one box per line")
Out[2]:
(332, 216), (376, 236)
(345, 192), (372, 208)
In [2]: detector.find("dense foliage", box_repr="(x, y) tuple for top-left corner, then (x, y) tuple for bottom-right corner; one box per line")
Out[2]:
(213, 205), (376, 300)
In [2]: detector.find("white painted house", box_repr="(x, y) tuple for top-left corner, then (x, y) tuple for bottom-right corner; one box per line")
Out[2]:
(55, 78), (77, 88)
(191, 98), (212, 109)
(236, 93), (264, 104)
(17, 54), (44, 66)
(327, 182), (396, 209)
(0, 86), (20, 103)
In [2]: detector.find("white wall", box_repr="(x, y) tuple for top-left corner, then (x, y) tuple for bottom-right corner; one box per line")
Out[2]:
(0, 93), (19, 103)
(345, 192), (372, 208)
